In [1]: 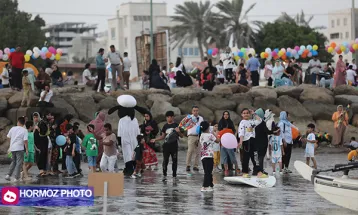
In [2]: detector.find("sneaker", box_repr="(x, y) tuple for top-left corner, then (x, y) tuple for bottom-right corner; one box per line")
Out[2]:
(341, 175), (349, 179)
(23, 177), (32, 181)
(272, 172), (276, 175)
(13, 178), (20, 183)
(224, 170), (229, 177)
(193, 167), (199, 171)
(5, 175), (11, 181)
(206, 187), (214, 192)
(137, 173), (142, 178)
(216, 167), (222, 172)
(242, 173), (251, 178)
(201, 187), (208, 192)
(146, 166), (152, 171)
(74, 172), (81, 177)
(130, 175), (137, 179)
(235, 169), (242, 176)
(257, 173), (268, 178)
(262, 170), (269, 175)
(186, 166), (191, 172)
(65, 173), (76, 178)
(162, 176), (167, 182)
(286, 169), (292, 174)
(279, 171), (283, 175)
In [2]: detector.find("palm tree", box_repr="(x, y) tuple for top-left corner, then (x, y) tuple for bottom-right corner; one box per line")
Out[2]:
(216, 0), (259, 48)
(171, 1), (216, 61)
(277, 10), (327, 30)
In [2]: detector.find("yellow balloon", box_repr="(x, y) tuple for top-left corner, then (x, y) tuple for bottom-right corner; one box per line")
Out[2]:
(260, 52), (265, 59)
(24, 54), (30, 62)
(327, 47), (334, 53)
(55, 54), (61, 61)
(313, 45), (318, 51)
(353, 44), (358, 50)
(234, 56), (240, 61)
(341, 45), (346, 51)
(278, 51), (283, 57)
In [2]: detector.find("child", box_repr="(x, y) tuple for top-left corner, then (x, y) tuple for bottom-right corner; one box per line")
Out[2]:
(210, 121), (221, 172)
(151, 111), (183, 182)
(348, 137), (358, 150)
(142, 70), (150, 90)
(73, 125), (82, 176)
(6, 117), (28, 182)
(22, 120), (40, 180)
(199, 121), (220, 192)
(82, 124), (98, 173)
(238, 108), (265, 178)
(143, 126), (159, 170)
(269, 128), (284, 175)
(304, 123), (318, 169)
(21, 70), (31, 107)
(131, 135), (145, 179)
(64, 124), (79, 178)
(100, 123), (118, 173)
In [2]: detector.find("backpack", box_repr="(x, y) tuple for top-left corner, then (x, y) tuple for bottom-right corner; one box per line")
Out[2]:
(164, 129), (179, 146)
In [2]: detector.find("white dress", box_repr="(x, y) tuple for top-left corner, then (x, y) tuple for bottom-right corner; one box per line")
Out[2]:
(118, 116), (140, 163)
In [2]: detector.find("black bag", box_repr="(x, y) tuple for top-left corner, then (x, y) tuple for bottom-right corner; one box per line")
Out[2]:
(163, 131), (179, 149)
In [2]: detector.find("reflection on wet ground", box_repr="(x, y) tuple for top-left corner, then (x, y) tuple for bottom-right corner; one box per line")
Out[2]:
(0, 150), (355, 215)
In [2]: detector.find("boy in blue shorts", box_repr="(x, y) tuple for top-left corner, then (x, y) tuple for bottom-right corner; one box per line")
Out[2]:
(269, 128), (285, 175)
(82, 124), (98, 173)
(22, 120), (40, 181)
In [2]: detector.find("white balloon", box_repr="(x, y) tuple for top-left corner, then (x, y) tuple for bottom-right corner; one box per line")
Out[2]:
(50, 54), (55, 60)
(265, 48), (272, 53)
(26, 50), (33, 56)
(33, 52), (40, 58)
(2, 54), (9, 61)
(33, 47), (40, 53)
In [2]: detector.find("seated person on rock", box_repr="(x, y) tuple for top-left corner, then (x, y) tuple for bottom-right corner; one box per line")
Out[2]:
(82, 63), (96, 87)
(319, 64), (334, 89)
(51, 65), (64, 87)
(37, 84), (54, 107)
(35, 67), (52, 92)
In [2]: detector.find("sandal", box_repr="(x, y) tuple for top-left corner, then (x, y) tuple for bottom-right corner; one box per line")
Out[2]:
(37, 172), (47, 177)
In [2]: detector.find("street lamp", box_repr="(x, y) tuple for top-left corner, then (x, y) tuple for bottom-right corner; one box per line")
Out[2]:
(150, 0), (154, 61)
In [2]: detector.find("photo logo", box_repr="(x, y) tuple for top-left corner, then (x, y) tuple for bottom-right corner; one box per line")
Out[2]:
(1, 187), (19, 205)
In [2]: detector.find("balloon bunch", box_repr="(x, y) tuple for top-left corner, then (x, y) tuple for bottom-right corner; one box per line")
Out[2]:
(0, 46), (63, 62)
(207, 48), (219, 57)
(231, 47), (256, 61)
(326, 40), (358, 55)
(260, 45), (319, 60)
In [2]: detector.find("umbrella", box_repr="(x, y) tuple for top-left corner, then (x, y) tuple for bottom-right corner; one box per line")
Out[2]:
(0, 62), (39, 76)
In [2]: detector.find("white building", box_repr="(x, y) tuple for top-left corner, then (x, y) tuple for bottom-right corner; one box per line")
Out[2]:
(327, 8), (358, 62)
(44, 22), (97, 60)
(107, 1), (201, 80)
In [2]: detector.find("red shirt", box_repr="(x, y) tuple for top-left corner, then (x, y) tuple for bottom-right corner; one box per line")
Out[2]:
(9, 52), (25, 69)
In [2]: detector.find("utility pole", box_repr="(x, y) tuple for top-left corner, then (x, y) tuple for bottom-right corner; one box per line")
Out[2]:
(150, 0), (154, 61)
(353, 0), (358, 64)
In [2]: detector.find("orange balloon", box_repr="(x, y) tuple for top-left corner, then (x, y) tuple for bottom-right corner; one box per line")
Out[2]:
(337, 50), (342, 54)
(273, 55), (279, 60)
(304, 49), (309, 54)
(301, 54), (307, 59)
(331, 42), (337, 48)
(264, 53), (269, 58)
(281, 55), (287, 60)
(45, 52), (52, 58)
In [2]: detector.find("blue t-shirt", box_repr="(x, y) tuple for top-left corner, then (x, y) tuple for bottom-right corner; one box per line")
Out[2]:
(75, 136), (81, 153)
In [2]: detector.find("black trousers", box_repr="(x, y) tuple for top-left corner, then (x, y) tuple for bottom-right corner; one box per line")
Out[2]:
(268, 77), (273, 86)
(202, 158), (214, 187)
(74, 151), (81, 173)
(163, 148), (178, 177)
(124, 161), (135, 176)
(283, 144), (293, 168)
(61, 145), (67, 171)
(251, 70), (259, 86)
(36, 148), (48, 171)
(94, 68), (105, 92)
(225, 68), (235, 83)
(258, 144), (268, 172)
(12, 67), (23, 89)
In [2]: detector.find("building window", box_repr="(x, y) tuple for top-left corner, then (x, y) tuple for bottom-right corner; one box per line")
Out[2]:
(183, 48), (188, 56)
(111, 28), (115, 40)
(189, 48), (193, 56)
(344, 18), (347, 26)
(194, 48), (199, 56)
(125, 37), (128, 48)
(337, 18), (340, 26)
(330, 33), (339, 39)
(346, 32), (350, 39)
(134, 16), (150, 22)
(331, 20), (334, 28)
(340, 33), (343, 39)
(178, 48), (182, 56)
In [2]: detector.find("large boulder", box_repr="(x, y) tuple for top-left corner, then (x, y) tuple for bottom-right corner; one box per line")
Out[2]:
(92, 93), (107, 103)
(8, 92), (39, 108)
(299, 86), (334, 104)
(151, 101), (181, 122)
(0, 98), (8, 116)
(352, 114), (358, 127)
(52, 85), (85, 94)
(64, 94), (99, 122)
(51, 97), (78, 118)
(171, 88), (203, 106)
(334, 95), (358, 114)
(177, 101), (214, 122)
(214, 110), (240, 125)
(253, 98), (282, 116)
(228, 93), (253, 105)
(5, 109), (18, 125)
(0, 117), (12, 154)
(249, 87), (277, 104)
(277, 95), (312, 119)
(302, 101), (337, 121)
(200, 97), (237, 111)
(98, 97), (117, 110)
(0, 88), (16, 100)
(212, 84), (250, 96)
(275, 86), (303, 99)
(146, 94), (173, 108)
(315, 120), (358, 143)
(333, 85), (358, 96)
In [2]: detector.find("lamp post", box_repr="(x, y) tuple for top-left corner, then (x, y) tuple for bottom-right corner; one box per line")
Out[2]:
(150, 0), (154, 62)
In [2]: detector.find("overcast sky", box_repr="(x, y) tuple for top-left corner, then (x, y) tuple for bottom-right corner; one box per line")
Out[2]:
(18, 0), (357, 32)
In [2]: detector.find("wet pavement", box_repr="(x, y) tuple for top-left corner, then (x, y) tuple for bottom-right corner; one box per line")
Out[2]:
(0, 149), (355, 215)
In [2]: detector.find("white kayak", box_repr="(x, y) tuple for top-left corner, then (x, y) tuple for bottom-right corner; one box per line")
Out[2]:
(294, 160), (358, 212)
(224, 176), (276, 188)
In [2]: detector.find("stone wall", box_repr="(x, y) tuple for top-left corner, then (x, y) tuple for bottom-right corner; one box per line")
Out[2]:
(1, 84), (358, 154)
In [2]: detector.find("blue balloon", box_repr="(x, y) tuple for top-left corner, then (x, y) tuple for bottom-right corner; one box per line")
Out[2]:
(300, 45), (306, 51)
(56, 135), (67, 146)
(196, 126), (201, 135)
(298, 50), (303, 55)
(10, 48), (15, 53)
(41, 47), (48, 53)
(312, 50), (318, 56)
(238, 51), (244, 57)
(307, 45), (312, 51)
(294, 54), (299, 59)
(208, 49), (213, 55)
(274, 48), (279, 53)
(343, 42), (349, 47)
(286, 52), (292, 57)
(31, 54), (36, 59)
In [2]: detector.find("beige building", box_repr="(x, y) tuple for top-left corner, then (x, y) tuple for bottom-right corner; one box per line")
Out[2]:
(107, 1), (201, 80)
(327, 8), (358, 62)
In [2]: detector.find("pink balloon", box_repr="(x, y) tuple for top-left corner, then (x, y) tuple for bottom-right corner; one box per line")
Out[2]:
(350, 47), (355, 53)
(4, 48), (10, 54)
(272, 51), (277, 57)
(287, 48), (292, 52)
(335, 46), (340, 52)
(355, 38), (358, 43)
(221, 133), (238, 149)
(308, 52), (312, 57)
(48, 46), (56, 54)
(291, 50), (297, 55)
(0, 53), (3, 59)
(294, 46), (300, 51)
(281, 48), (286, 53)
